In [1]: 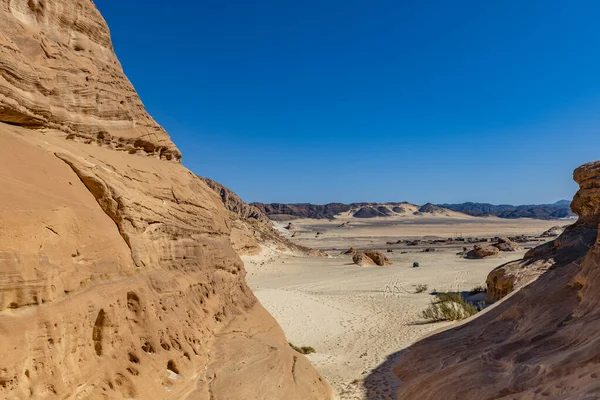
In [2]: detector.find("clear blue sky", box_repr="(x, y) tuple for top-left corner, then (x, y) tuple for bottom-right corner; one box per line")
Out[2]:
(95, 0), (600, 205)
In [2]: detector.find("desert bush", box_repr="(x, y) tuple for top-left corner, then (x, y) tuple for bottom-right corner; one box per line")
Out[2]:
(289, 342), (316, 355)
(414, 284), (428, 293)
(421, 292), (478, 322)
(433, 291), (463, 304)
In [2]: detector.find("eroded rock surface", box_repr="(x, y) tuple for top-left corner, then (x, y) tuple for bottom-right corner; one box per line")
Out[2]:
(466, 244), (499, 259)
(0, 2), (331, 399)
(352, 251), (392, 267)
(200, 177), (324, 257)
(0, 0), (180, 160)
(388, 161), (600, 399)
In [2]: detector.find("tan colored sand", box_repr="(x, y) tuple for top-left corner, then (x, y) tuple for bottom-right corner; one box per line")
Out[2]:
(245, 217), (563, 399)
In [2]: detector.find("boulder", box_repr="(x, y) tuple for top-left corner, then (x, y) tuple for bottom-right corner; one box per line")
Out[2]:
(541, 226), (565, 237)
(352, 252), (377, 266)
(353, 251), (392, 266)
(492, 237), (521, 252)
(467, 244), (500, 258)
(363, 251), (393, 266)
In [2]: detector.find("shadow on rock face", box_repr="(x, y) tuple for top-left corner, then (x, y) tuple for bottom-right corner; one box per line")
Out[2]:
(364, 350), (406, 400)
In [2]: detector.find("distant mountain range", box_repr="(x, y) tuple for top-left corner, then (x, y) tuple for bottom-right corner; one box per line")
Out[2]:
(251, 200), (574, 221)
(439, 200), (574, 219)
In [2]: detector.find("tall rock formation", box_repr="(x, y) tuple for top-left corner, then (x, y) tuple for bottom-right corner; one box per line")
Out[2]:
(0, 0), (180, 160)
(0, 2), (331, 399)
(201, 177), (325, 256)
(385, 161), (600, 399)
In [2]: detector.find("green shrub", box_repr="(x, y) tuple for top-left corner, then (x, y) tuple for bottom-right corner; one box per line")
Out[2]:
(433, 291), (463, 304)
(421, 292), (479, 322)
(289, 342), (316, 355)
(414, 284), (428, 293)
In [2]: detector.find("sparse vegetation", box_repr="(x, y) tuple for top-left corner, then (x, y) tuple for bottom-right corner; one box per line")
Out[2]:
(469, 285), (487, 295)
(414, 284), (428, 293)
(421, 292), (479, 322)
(289, 342), (316, 355)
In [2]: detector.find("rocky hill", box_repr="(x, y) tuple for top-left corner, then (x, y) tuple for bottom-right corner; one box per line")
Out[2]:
(415, 203), (447, 215)
(440, 200), (575, 219)
(200, 177), (323, 256)
(253, 200), (572, 220)
(387, 163), (600, 399)
(252, 202), (352, 220)
(0, 2), (331, 399)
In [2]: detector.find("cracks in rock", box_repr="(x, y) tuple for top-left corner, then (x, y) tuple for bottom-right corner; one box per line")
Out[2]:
(291, 355), (298, 384)
(171, 188), (180, 205)
(45, 226), (59, 235)
(53, 153), (139, 267)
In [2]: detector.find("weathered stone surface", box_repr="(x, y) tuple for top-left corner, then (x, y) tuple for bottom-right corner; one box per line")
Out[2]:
(466, 244), (499, 258)
(200, 177), (270, 224)
(387, 161), (600, 399)
(352, 252), (377, 267)
(492, 237), (521, 252)
(0, 2), (331, 399)
(364, 250), (393, 266)
(541, 225), (565, 237)
(352, 251), (392, 266)
(0, 0), (180, 160)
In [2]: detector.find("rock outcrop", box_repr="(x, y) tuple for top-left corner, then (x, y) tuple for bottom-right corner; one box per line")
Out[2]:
(492, 237), (521, 252)
(200, 177), (322, 257)
(199, 177), (270, 224)
(386, 160), (600, 399)
(0, 0), (180, 161)
(252, 202), (352, 220)
(541, 225), (565, 237)
(352, 251), (392, 266)
(485, 214), (595, 303)
(466, 244), (499, 258)
(0, 2), (331, 399)
(352, 252), (377, 267)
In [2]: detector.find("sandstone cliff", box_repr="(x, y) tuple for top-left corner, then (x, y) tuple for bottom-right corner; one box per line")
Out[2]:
(201, 177), (325, 257)
(386, 161), (600, 399)
(0, 2), (331, 399)
(0, 0), (180, 160)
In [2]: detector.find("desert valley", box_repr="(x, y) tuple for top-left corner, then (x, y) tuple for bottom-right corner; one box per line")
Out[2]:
(241, 203), (572, 399)
(2, 1), (600, 400)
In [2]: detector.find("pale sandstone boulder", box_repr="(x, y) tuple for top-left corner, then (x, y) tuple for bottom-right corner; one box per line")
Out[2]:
(492, 237), (521, 252)
(200, 177), (322, 256)
(467, 244), (499, 258)
(485, 222), (596, 302)
(541, 225), (565, 237)
(352, 250), (392, 266)
(364, 250), (393, 266)
(353, 252), (378, 267)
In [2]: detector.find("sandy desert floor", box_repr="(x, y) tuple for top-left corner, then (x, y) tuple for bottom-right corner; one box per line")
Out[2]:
(244, 216), (568, 399)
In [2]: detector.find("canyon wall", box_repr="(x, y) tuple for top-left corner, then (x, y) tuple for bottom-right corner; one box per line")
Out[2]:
(391, 160), (600, 399)
(0, 1), (331, 399)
